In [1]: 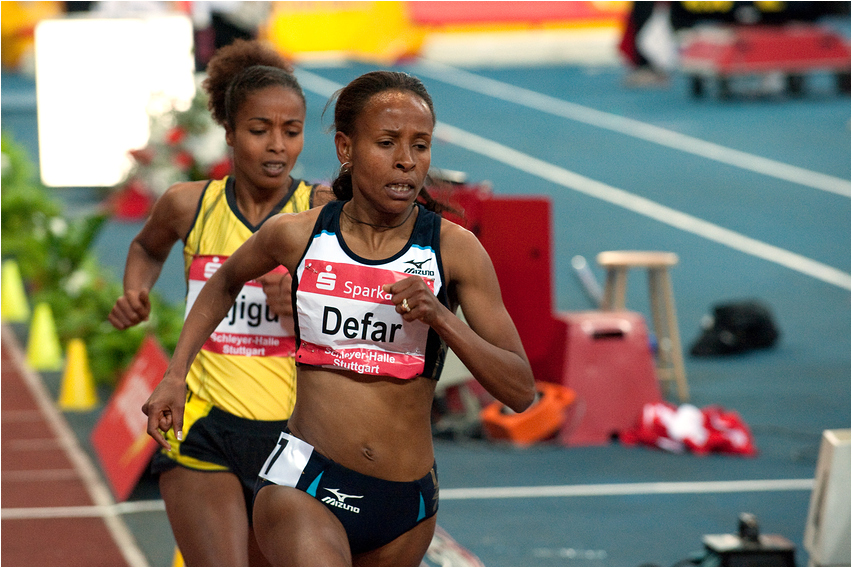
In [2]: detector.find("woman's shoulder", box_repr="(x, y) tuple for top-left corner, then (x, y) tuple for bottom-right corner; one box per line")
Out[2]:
(131, 180), (209, 246)
(439, 216), (477, 248)
(438, 216), (491, 279)
(257, 204), (329, 266)
(157, 180), (209, 214)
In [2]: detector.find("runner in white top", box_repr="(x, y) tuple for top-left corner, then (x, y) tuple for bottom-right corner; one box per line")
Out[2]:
(143, 70), (536, 566)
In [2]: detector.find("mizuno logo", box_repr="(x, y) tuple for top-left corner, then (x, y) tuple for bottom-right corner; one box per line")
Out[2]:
(405, 259), (429, 270)
(327, 488), (363, 503)
(404, 258), (435, 276)
(321, 488), (363, 513)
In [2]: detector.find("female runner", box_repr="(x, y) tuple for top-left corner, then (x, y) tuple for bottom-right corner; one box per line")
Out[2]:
(110, 39), (331, 565)
(142, 70), (535, 566)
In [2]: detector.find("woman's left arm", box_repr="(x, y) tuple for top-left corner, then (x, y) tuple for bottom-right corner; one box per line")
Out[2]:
(386, 223), (536, 412)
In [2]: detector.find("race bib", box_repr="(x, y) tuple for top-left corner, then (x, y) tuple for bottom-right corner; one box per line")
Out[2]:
(295, 259), (434, 379)
(186, 255), (296, 357)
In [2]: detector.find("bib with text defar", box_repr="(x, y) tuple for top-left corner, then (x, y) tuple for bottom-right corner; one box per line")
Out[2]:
(294, 202), (446, 380)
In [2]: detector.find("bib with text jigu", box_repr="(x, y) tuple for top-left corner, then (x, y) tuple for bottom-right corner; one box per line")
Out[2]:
(186, 255), (296, 358)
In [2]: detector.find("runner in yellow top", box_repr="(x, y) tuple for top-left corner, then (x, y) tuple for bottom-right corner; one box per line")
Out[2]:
(182, 175), (312, 420)
(108, 39), (331, 566)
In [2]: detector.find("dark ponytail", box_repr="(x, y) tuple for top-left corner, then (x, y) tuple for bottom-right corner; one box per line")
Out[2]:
(332, 168), (354, 201)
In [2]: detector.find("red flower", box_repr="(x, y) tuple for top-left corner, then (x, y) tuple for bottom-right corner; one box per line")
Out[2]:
(166, 126), (187, 146)
(174, 151), (194, 171)
(112, 178), (154, 221)
(207, 157), (232, 180)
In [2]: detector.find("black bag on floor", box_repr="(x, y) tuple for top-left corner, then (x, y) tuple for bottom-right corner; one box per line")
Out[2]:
(690, 300), (780, 356)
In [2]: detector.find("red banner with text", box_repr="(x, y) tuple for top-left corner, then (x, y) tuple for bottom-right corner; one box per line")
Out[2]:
(91, 336), (169, 501)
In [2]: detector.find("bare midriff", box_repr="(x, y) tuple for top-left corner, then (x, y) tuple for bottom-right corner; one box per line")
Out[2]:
(287, 365), (437, 482)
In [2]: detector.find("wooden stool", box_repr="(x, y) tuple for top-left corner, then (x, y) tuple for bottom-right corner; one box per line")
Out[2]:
(597, 251), (690, 402)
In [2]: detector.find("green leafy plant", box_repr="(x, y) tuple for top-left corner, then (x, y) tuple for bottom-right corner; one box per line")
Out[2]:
(1, 132), (62, 261)
(1, 131), (183, 387)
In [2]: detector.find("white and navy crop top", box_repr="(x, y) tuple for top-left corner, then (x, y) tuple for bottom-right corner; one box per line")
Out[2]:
(293, 201), (449, 380)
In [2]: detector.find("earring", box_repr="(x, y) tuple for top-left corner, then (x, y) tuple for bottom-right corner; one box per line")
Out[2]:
(339, 161), (351, 175)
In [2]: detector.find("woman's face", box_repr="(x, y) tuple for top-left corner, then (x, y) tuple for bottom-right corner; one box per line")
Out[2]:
(341, 90), (433, 215)
(226, 85), (306, 192)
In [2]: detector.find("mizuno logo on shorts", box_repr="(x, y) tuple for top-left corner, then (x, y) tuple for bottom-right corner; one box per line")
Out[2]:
(321, 488), (363, 513)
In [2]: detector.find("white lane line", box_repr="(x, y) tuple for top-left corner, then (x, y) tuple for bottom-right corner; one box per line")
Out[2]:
(1, 409), (44, 421)
(3, 478), (812, 518)
(437, 123), (852, 290)
(413, 60), (851, 197)
(1, 326), (149, 567)
(441, 478), (814, 500)
(5, 438), (63, 450)
(296, 67), (344, 99)
(295, 68), (851, 290)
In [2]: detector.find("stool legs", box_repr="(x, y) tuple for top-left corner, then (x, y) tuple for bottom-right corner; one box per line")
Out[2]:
(600, 262), (690, 403)
(602, 267), (628, 310)
(648, 268), (690, 402)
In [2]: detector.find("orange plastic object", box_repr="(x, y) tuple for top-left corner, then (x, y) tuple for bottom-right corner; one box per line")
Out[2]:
(480, 381), (576, 446)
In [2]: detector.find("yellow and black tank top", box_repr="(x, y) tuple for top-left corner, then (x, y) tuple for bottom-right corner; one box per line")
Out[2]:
(182, 176), (315, 420)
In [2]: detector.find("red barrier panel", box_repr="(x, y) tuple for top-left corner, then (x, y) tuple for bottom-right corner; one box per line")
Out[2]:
(429, 184), (667, 445)
(681, 24), (851, 75)
(428, 184), (567, 384)
(91, 336), (167, 501)
(476, 197), (568, 384)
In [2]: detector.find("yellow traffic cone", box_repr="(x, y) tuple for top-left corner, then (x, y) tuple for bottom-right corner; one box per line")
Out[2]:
(172, 547), (185, 567)
(59, 338), (98, 411)
(26, 302), (63, 371)
(1, 259), (30, 322)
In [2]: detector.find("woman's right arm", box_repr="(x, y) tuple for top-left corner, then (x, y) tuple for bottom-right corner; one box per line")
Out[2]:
(142, 213), (304, 448)
(108, 182), (203, 329)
